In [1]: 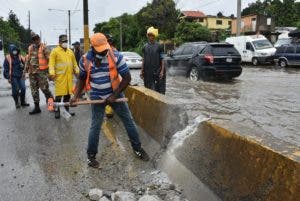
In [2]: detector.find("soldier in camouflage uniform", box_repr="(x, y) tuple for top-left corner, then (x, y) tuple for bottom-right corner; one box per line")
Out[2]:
(26, 34), (53, 115)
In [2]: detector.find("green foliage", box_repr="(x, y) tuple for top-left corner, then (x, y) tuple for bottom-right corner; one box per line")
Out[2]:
(94, 0), (179, 53)
(0, 11), (31, 53)
(242, 0), (300, 27)
(216, 29), (231, 42)
(0, 17), (20, 53)
(136, 0), (179, 40)
(174, 20), (211, 45)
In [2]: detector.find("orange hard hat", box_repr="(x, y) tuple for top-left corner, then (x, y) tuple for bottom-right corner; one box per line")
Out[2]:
(90, 33), (110, 53)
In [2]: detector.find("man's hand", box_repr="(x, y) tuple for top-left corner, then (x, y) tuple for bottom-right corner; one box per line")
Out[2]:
(49, 75), (56, 81)
(69, 97), (78, 107)
(8, 79), (11, 84)
(106, 93), (117, 105)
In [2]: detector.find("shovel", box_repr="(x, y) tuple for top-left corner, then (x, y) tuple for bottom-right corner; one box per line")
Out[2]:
(47, 98), (128, 112)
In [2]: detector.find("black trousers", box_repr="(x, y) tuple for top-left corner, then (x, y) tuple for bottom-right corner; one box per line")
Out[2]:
(144, 73), (166, 95)
(55, 95), (71, 110)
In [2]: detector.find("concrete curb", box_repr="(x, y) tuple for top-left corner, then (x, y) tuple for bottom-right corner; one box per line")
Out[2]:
(175, 120), (300, 201)
(124, 86), (300, 201)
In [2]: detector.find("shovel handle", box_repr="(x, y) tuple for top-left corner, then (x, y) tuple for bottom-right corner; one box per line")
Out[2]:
(72, 98), (128, 106)
(48, 98), (128, 108)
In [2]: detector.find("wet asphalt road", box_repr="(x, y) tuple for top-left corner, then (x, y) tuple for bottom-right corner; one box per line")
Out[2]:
(131, 65), (300, 147)
(0, 64), (299, 200)
(0, 76), (184, 200)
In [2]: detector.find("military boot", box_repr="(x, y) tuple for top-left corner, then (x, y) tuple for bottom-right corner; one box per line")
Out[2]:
(55, 107), (60, 119)
(13, 96), (21, 109)
(29, 102), (41, 115)
(20, 95), (30, 107)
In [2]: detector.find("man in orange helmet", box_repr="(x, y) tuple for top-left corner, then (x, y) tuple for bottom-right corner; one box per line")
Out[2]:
(70, 33), (149, 168)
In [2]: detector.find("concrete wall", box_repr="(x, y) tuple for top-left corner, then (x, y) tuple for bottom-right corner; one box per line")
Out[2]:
(125, 86), (188, 146)
(125, 86), (300, 201)
(175, 120), (300, 201)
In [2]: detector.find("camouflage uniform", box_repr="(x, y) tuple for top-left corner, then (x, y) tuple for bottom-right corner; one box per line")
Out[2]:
(26, 44), (53, 103)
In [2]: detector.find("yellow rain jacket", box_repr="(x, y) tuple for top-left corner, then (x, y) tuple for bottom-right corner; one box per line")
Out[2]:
(49, 46), (79, 96)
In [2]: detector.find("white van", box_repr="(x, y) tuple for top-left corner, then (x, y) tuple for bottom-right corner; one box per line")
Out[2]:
(226, 35), (276, 65)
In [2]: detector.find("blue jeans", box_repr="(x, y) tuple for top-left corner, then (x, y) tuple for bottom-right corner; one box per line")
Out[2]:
(87, 94), (141, 156)
(11, 77), (26, 98)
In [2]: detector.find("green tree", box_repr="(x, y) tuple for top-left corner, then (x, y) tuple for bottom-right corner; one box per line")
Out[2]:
(175, 20), (211, 44)
(0, 16), (20, 53)
(136, 0), (180, 40)
(94, 13), (140, 51)
(242, 0), (299, 27)
(7, 10), (31, 51)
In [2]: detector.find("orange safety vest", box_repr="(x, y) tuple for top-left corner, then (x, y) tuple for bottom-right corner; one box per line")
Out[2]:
(83, 48), (120, 92)
(6, 54), (24, 81)
(28, 44), (48, 70)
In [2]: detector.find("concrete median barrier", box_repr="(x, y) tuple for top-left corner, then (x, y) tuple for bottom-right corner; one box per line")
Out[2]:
(124, 86), (300, 201)
(174, 120), (300, 201)
(125, 86), (188, 146)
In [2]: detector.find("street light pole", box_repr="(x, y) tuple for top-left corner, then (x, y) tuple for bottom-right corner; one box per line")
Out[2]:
(68, 10), (71, 46)
(48, 8), (80, 46)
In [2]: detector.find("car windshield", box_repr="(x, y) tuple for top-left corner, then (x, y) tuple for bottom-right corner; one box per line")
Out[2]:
(122, 52), (141, 57)
(275, 38), (292, 46)
(252, 39), (273, 50)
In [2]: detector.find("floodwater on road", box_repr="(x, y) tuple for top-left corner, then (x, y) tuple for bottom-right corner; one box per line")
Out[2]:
(131, 66), (300, 147)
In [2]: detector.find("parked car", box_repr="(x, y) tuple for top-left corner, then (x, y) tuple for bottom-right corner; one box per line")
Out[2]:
(274, 44), (300, 67)
(121, 51), (142, 69)
(226, 35), (276, 65)
(164, 42), (242, 81)
(274, 32), (292, 48)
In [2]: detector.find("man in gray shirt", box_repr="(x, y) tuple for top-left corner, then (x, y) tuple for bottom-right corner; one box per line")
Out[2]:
(140, 27), (166, 94)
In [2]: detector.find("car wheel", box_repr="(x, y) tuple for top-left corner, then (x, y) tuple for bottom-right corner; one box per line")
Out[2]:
(252, 57), (259, 66)
(189, 67), (199, 81)
(279, 59), (287, 67)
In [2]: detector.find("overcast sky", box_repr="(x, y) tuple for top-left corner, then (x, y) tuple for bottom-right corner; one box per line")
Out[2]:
(0, 0), (256, 45)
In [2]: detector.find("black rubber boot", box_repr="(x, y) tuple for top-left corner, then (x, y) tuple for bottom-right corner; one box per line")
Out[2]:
(20, 95), (30, 107)
(65, 106), (75, 116)
(55, 107), (60, 119)
(29, 102), (41, 115)
(13, 96), (21, 109)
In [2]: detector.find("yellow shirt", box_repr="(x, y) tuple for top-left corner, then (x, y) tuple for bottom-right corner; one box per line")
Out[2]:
(49, 46), (79, 96)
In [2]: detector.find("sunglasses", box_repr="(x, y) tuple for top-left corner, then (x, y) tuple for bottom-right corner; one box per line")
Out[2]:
(61, 40), (68, 43)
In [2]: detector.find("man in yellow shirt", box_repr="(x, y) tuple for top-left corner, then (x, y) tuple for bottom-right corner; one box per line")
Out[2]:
(49, 35), (79, 119)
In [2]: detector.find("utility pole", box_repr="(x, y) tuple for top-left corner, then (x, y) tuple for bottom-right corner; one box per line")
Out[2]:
(237, 0), (241, 36)
(28, 11), (31, 30)
(83, 0), (89, 52)
(68, 10), (71, 46)
(48, 8), (80, 46)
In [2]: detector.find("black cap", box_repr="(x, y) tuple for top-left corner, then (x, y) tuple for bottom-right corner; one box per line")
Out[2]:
(59, 35), (68, 42)
(72, 41), (80, 46)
